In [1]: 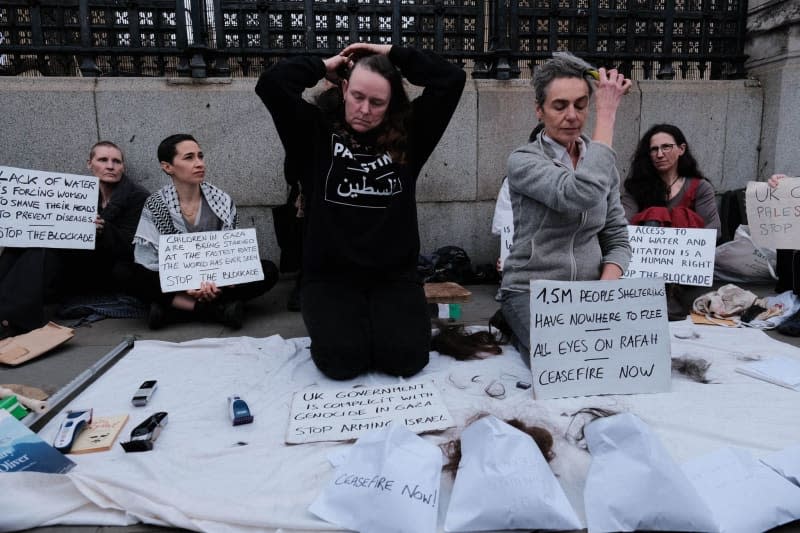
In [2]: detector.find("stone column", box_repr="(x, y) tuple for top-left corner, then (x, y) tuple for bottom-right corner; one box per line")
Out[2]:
(746, 0), (800, 179)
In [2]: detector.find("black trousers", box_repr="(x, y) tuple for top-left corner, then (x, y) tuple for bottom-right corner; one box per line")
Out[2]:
(133, 260), (279, 307)
(0, 248), (61, 331)
(301, 279), (431, 380)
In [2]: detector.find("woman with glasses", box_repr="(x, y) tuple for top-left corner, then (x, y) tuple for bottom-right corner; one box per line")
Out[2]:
(622, 123), (720, 231)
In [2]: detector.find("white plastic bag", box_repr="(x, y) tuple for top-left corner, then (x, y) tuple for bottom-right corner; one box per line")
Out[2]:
(309, 424), (441, 533)
(583, 413), (719, 533)
(683, 447), (800, 533)
(444, 415), (581, 532)
(714, 225), (777, 283)
(761, 444), (800, 486)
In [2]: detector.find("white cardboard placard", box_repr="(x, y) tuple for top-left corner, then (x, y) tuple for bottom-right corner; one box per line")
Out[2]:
(286, 381), (454, 444)
(529, 278), (671, 399)
(499, 223), (513, 271)
(746, 178), (800, 249)
(158, 228), (263, 292)
(624, 225), (717, 286)
(0, 165), (98, 249)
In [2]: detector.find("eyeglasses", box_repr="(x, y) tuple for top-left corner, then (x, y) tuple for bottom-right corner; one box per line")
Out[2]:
(649, 143), (676, 155)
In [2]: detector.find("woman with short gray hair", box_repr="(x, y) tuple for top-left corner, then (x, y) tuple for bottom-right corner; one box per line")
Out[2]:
(498, 52), (633, 357)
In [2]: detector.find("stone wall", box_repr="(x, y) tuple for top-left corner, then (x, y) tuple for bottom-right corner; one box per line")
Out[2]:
(0, 76), (764, 264)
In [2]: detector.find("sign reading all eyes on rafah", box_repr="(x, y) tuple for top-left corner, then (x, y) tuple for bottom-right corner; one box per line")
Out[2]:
(158, 228), (264, 292)
(746, 178), (800, 249)
(529, 278), (671, 400)
(623, 225), (717, 287)
(0, 165), (99, 249)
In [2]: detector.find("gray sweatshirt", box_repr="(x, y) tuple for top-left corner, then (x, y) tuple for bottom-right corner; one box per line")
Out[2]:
(500, 132), (631, 293)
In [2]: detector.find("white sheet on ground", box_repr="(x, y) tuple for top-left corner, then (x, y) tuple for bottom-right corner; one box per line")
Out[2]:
(762, 444), (800, 486)
(2, 322), (800, 532)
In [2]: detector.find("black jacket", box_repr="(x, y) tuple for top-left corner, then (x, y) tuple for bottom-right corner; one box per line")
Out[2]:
(96, 174), (149, 262)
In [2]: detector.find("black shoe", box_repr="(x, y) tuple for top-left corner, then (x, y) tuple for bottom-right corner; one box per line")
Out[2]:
(218, 301), (244, 329)
(148, 302), (167, 330)
(287, 285), (301, 312)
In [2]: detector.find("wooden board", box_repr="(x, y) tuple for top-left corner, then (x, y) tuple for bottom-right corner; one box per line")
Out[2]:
(69, 414), (129, 454)
(424, 282), (471, 304)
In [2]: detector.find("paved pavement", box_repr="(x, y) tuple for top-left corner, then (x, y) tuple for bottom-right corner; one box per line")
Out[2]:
(4, 279), (800, 533)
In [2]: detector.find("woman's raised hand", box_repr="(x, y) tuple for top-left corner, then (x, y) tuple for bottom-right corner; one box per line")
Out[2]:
(594, 67), (632, 114)
(768, 173), (788, 188)
(340, 43), (392, 58)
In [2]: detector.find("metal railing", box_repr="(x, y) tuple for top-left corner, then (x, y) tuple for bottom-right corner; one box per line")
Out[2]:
(0, 0), (747, 80)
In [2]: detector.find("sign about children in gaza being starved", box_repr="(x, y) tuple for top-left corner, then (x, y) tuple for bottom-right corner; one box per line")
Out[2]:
(158, 228), (264, 292)
(0, 165), (99, 249)
(529, 278), (671, 400)
(324, 136), (403, 209)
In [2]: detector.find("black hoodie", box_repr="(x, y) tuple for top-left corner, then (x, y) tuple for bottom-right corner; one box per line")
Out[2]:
(256, 46), (466, 283)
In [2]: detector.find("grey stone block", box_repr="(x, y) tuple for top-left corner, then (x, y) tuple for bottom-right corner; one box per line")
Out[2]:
(95, 78), (287, 207)
(476, 80), (537, 200)
(416, 82), (478, 202)
(722, 81), (762, 189)
(640, 81), (731, 192)
(236, 205), (279, 265)
(418, 200), (497, 264)
(0, 78), (98, 176)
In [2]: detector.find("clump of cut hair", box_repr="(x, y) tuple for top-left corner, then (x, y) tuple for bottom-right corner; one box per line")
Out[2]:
(532, 51), (596, 108)
(441, 413), (555, 475)
(431, 320), (503, 360)
(671, 355), (712, 384)
(563, 407), (618, 449)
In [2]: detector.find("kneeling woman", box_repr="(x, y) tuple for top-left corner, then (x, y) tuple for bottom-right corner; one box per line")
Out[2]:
(257, 43), (466, 379)
(133, 134), (278, 329)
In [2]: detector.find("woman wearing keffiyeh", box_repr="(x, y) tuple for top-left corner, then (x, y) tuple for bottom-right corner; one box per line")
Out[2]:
(133, 134), (278, 329)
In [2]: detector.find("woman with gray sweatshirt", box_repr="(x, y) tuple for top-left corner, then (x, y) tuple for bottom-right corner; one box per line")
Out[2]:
(498, 53), (632, 357)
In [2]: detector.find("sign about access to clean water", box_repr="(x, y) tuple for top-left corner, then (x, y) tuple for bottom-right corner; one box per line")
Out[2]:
(158, 228), (263, 292)
(746, 178), (800, 249)
(529, 278), (671, 400)
(0, 165), (99, 249)
(286, 381), (454, 444)
(624, 225), (717, 286)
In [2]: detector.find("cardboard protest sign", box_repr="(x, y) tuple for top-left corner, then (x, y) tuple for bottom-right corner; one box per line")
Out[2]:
(529, 278), (671, 399)
(746, 178), (800, 249)
(0, 165), (98, 249)
(624, 225), (716, 286)
(499, 223), (513, 270)
(286, 381), (454, 444)
(158, 228), (263, 292)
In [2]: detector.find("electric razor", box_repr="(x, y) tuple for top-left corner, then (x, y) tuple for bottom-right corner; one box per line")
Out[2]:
(53, 408), (93, 453)
(120, 411), (168, 452)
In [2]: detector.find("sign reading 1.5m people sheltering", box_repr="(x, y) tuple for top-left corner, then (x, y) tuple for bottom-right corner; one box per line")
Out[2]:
(529, 278), (671, 400)
(0, 165), (99, 249)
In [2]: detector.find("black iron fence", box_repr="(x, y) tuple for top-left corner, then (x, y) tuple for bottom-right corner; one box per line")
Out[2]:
(0, 0), (747, 80)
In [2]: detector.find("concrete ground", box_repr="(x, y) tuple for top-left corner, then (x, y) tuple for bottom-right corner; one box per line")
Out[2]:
(4, 279), (800, 533)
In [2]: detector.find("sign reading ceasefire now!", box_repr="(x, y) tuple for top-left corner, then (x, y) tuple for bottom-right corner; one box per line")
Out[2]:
(0, 165), (99, 249)
(158, 228), (263, 292)
(529, 278), (671, 400)
(746, 178), (800, 249)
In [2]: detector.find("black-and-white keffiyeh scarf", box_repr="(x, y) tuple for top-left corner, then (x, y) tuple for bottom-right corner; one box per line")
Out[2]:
(134, 182), (238, 247)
